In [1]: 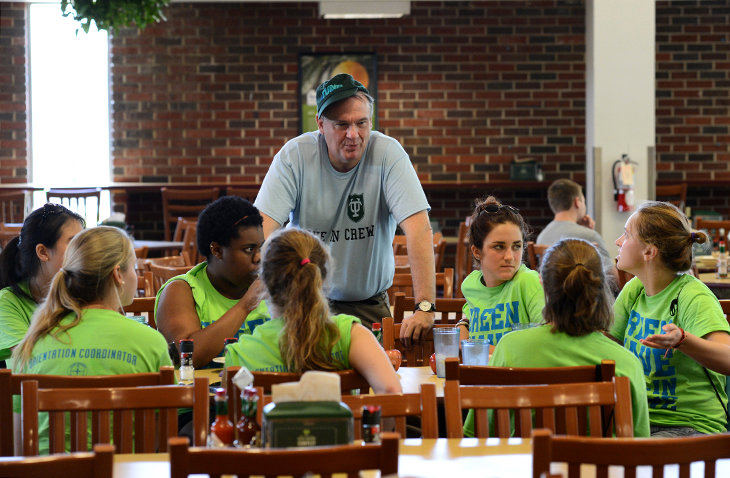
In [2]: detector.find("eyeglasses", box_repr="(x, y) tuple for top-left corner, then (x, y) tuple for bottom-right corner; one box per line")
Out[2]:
(324, 118), (371, 133)
(478, 204), (520, 216)
(39, 203), (65, 226)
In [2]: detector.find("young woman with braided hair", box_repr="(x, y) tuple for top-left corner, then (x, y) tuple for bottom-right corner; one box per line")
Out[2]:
(224, 227), (400, 394)
(611, 201), (730, 436)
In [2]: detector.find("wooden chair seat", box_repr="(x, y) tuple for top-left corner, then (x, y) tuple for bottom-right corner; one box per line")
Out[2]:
(0, 368), (174, 456)
(168, 432), (399, 478)
(0, 443), (113, 478)
(532, 427), (730, 478)
(21, 376), (208, 455)
(443, 376), (634, 439)
(161, 187), (219, 241)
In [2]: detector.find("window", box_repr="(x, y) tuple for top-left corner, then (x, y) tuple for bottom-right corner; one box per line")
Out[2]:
(29, 4), (110, 224)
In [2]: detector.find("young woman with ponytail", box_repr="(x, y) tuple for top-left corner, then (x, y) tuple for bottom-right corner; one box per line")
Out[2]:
(486, 238), (650, 437)
(224, 228), (401, 394)
(12, 226), (172, 454)
(0, 204), (84, 368)
(611, 201), (730, 436)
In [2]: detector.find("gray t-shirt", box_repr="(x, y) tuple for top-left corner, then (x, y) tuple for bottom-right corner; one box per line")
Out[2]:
(536, 220), (614, 272)
(255, 131), (430, 301)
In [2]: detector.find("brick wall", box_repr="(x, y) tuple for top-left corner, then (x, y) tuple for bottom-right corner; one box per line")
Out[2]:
(655, 0), (730, 183)
(0, 3), (28, 183)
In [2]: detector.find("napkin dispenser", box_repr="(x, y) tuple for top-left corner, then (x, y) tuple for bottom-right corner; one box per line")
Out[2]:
(261, 371), (354, 448)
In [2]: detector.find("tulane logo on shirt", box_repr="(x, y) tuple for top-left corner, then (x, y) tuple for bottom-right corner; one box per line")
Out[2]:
(347, 194), (364, 223)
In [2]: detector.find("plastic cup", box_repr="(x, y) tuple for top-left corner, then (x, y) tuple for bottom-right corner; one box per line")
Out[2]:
(433, 328), (460, 378)
(461, 339), (490, 366)
(510, 322), (541, 332)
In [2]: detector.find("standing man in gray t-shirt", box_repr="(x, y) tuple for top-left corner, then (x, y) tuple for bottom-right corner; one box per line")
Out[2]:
(255, 74), (435, 347)
(537, 179), (615, 274)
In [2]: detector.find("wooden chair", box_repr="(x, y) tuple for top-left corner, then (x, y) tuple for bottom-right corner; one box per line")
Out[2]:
(160, 187), (219, 241)
(225, 186), (259, 203)
(180, 222), (202, 266)
(0, 191), (29, 223)
(443, 376), (634, 439)
(444, 357), (616, 385)
(656, 183), (687, 210)
(125, 297), (157, 329)
(696, 218), (730, 242)
(21, 376), (208, 455)
(133, 245), (149, 259)
(0, 367), (175, 456)
(46, 188), (102, 224)
(527, 242), (549, 270)
(388, 267), (454, 304)
(149, 262), (194, 293)
(382, 316), (456, 367)
(392, 292), (466, 325)
(532, 427), (730, 478)
(0, 443), (114, 478)
(0, 230), (19, 248)
(720, 299), (730, 321)
(147, 255), (187, 268)
(134, 272), (154, 298)
(455, 219), (474, 298)
(393, 234), (447, 272)
(168, 431), (399, 478)
(616, 265), (635, 290)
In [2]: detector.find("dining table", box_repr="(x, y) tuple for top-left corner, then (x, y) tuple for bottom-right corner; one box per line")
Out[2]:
(134, 240), (184, 252)
(110, 436), (730, 478)
(698, 272), (730, 300)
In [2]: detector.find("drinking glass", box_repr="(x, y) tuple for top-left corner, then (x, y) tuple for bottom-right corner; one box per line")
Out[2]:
(461, 339), (490, 366)
(433, 328), (460, 378)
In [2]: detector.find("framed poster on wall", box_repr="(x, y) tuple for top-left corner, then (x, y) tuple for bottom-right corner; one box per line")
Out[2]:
(298, 52), (378, 134)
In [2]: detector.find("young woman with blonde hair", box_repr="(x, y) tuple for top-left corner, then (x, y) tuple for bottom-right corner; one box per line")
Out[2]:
(13, 226), (171, 453)
(611, 201), (730, 436)
(490, 238), (649, 437)
(225, 228), (401, 394)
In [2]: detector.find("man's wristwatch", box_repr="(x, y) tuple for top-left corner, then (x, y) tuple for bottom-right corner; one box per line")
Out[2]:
(415, 300), (436, 313)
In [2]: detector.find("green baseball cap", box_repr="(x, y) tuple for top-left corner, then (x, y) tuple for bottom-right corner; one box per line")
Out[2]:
(316, 74), (370, 117)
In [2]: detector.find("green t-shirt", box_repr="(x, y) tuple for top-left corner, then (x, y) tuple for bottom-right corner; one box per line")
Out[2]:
(224, 314), (360, 372)
(155, 262), (271, 366)
(461, 265), (545, 347)
(462, 325), (651, 438)
(0, 283), (37, 363)
(610, 274), (730, 434)
(13, 308), (173, 454)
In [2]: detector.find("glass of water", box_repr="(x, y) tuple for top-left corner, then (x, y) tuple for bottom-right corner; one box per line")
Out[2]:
(461, 339), (490, 366)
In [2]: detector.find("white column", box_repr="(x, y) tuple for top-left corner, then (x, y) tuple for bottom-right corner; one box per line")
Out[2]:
(585, 0), (655, 259)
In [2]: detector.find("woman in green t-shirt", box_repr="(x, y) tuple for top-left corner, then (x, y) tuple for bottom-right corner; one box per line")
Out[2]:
(156, 196), (270, 369)
(225, 228), (401, 394)
(611, 201), (730, 436)
(0, 203), (84, 367)
(457, 196), (544, 350)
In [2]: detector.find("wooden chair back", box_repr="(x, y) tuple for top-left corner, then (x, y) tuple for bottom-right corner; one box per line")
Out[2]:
(392, 292), (466, 325)
(21, 376), (208, 455)
(160, 187), (219, 241)
(0, 367), (175, 456)
(443, 376), (633, 439)
(125, 297), (157, 329)
(532, 427), (730, 478)
(0, 230), (19, 248)
(444, 357), (616, 385)
(0, 191), (29, 224)
(455, 219), (474, 298)
(148, 255), (187, 268)
(225, 186), (259, 203)
(168, 432), (399, 478)
(180, 222), (202, 266)
(135, 272), (154, 298)
(388, 268), (454, 304)
(720, 300), (730, 321)
(46, 188), (102, 224)
(134, 245), (149, 259)
(382, 316), (456, 367)
(224, 367), (371, 426)
(696, 218), (730, 242)
(0, 443), (114, 478)
(655, 183), (687, 210)
(393, 234), (447, 272)
(527, 242), (549, 270)
(149, 263), (194, 293)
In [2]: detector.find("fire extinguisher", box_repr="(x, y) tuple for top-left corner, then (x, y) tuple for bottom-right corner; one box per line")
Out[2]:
(613, 154), (636, 212)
